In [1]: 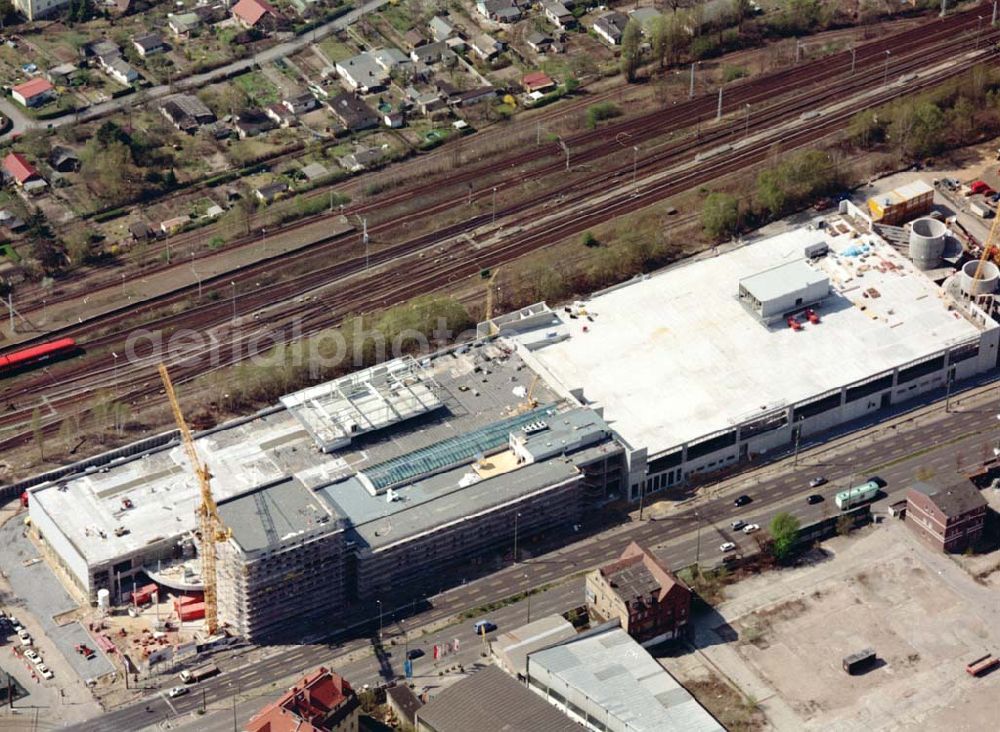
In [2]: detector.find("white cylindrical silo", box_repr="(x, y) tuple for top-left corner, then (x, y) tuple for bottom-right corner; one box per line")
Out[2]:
(960, 260), (1000, 296)
(909, 217), (947, 270)
(97, 588), (111, 611)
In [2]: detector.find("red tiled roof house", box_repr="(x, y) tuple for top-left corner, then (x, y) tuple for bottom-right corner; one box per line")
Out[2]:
(232, 0), (280, 28)
(3, 153), (41, 186)
(246, 666), (360, 732)
(11, 78), (55, 108)
(521, 71), (555, 94)
(586, 541), (692, 645)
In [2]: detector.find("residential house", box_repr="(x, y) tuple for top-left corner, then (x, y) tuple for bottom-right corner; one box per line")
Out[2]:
(232, 0), (281, 29)
(167, 12), (202, 37)
(415, 666), (579, 732)
(542, 0), (574, 30)
(593, 11), (628, 45)
(132, 33), (166, 58)
(86, 40), (121, 59)
(234, 109), (278, 138)
(628, 6), (662, 35)
(254, 181), (289, 204)
(371, 48), (410, 74)
(490, 615), (576, 679)
(470, 34), (505, 60)
(906, 478), (989, 553)
(128, 221), (153, 241)
(11, 78), (55, 108)
(160, 216), (190, 235)
(3, 153), (42, 188)
(246, 666), (359, 732)
(383, 110), (403, 128)
(160, 95), (216, 133)
(403, 29), (426, 49)
(283, 92), (319, 115)
(410, 40), (455, 66)
(386, 685), (423, 729)
(46, 63), (78, 85)
(327, 93), (380, 132)
(300, 162), (329, 182)
(103, 57), (139, 86)
(335, 53), (389, 94)
(404, 86), (445, 115)
(525, 32), (554, 54)
(437, 81), (496, 107)
(585, 541), (692, 645)
(522, 71), (555, 94)
(338, 148), (383, 173)
(13, 0), (71, 21)
(429, 15), (455, 42)
(48, 146), (80, 173)
(0, 210), (26, 232)
(476, 0), (522, 24)
(264, 103), (297, 128)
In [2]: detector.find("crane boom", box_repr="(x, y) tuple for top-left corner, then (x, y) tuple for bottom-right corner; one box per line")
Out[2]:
(158, 364), (227, 636)
(973, 206), (1000, 282)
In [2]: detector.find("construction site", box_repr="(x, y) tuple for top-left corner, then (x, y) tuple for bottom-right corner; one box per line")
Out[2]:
(21, 180), (1000, 649)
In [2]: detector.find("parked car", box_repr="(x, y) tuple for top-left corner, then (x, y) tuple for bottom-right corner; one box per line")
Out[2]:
(406, 648), (425, 660)
(734, 495), (752, 507)
(24, 649), (40, 664)
(720, 542), (737, 552)
(473, 620), (497, 635)
(807, 494), (825, 505)
(809, 477), (827, 488)
(168, 686), (189, 698)
(37, 664), (53, 680)
(730, 520), (746, 531)
(742, 523), (760, 534)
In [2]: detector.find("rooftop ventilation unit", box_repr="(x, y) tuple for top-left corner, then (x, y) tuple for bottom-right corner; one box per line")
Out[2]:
(522, 420), (548, 435)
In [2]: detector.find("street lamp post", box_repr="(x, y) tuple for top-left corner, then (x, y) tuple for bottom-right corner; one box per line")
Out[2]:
(850, 47), (856, 75)
(491, 186), (497, 225)
(190, 253), (202, 300)
(976, 15), (984, 49)
(261, 227), (267, 255)
(632, 146), (638, 195)
(744, 103), (750, 138)
(376, 600), (383, 643)
(524, 573), (531, 624)
(513, 512), (521, 563)
(694, 511), (702, 575)
(793, 416), (804, 466)
(883, 50), (891, 86)
(112, 352), (119, 397)
(230, 281), (237, 325)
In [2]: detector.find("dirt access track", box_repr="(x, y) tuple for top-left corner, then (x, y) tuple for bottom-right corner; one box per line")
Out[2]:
(698, 518), (1000, 730)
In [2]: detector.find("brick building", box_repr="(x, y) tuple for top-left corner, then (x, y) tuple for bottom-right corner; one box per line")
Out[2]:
(585, 541), (691, 645)
(246, 666), (359, 732)
(906, 478), (988, 553)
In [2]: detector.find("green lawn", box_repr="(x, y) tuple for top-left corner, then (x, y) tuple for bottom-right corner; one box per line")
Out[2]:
(319, 38), (357, 63)
(234, 71), (280, 106)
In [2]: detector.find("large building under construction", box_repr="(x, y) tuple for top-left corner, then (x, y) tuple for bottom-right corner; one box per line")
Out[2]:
(24, 200), (1000, 639)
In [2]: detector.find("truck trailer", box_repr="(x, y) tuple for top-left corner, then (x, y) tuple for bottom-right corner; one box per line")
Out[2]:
(843, 648), (877, 675)
(179, 663), (219, 684)
(835, 481), (880, 510)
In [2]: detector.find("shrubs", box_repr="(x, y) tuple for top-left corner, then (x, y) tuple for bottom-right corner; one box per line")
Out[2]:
(585, 102), (622, 129)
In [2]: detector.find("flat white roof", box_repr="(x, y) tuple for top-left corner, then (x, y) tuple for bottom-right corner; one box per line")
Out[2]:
(514, 219), (987, 456)
(738, 258), (828, 301)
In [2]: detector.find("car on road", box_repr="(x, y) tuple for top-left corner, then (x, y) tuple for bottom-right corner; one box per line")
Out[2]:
(37, 664), (53, 680)
(406, 648), (425, 660)
(720, 542), (737, 552)
(807, 494), (825, 505)
(730, 520), (746, 531)
(473, 620), (498, 635)
(809, 477), (827, 488)
(742, 523), (760, 534)
(734, 495), (752, 507)
(24, 649), (40, 664)
(168, 686), (189, 698)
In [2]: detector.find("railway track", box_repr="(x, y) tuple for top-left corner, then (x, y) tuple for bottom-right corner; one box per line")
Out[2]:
(0, 17), (996, 459)
(5, 7), (987, 327)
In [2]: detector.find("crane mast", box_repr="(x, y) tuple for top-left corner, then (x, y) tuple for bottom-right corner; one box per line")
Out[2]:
(158, 364), (228, 636)
(972, 205), (1000, 282)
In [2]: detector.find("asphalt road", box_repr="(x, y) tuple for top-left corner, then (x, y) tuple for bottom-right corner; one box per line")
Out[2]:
(67, 383), (1000, 731)
(0, 0), (388, 138)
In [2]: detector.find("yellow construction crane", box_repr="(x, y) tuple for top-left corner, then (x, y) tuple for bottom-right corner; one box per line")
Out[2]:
(514, 374), (540, 414)
(158, 364), (230, 636)
(972, 209), (1000, 283)
(484, 267), (501, 337)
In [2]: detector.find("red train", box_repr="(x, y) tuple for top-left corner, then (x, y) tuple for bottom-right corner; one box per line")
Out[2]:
(0, 337), (79, 376)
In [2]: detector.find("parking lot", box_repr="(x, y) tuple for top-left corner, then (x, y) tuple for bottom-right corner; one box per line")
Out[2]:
(686, 519), (1000, 730)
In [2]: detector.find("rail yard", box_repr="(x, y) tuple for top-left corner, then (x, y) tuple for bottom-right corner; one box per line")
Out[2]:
(2, 2), (1000, 730)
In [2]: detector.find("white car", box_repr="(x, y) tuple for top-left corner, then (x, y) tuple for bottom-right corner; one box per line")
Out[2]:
(720, 542), (737, 553)
(37, 664), (53, 680)
(742, 523), (760, 534)
(168, 686), (189, 698)
(24, 649), (40, 664)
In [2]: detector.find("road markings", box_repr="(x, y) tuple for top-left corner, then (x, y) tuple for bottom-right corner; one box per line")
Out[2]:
(160, 691), (178, 715)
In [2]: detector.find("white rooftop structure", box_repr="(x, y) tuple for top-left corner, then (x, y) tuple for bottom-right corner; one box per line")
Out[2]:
(509, 220), (995, 460)
(281, 356), (443, 452)
(527, 625), (724, 732)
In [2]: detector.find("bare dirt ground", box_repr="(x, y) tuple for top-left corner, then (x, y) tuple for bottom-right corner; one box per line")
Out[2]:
(680, 520), (1000, 731)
